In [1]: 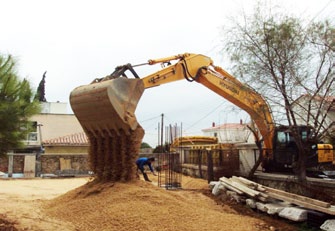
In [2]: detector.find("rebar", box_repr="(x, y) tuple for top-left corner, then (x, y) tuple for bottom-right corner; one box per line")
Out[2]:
(157, 152), (182, 190)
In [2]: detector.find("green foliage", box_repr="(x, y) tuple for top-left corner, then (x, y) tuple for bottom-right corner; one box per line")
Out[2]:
(0, 54), (41, 156)
(153, 145), (162, 153)
(222, 2), (334, 128)
(153, 143), (170, 153)
(140, 142), (151, 148)
(221, 2), (334, 180)
(34, 71), (47, 102)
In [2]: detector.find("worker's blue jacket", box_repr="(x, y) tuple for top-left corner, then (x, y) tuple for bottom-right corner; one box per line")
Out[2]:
(136, 157), (154, 172)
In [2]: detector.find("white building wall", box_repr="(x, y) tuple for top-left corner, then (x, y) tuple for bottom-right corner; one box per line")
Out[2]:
(25, 102), (84, 147)
(235, 143), (260, 176)
(30, 113), (84, 142)
(41, 102), (68, 114)
(202, 124), (255, 144)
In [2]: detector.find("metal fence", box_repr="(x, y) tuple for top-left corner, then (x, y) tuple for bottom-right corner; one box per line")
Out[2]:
(183, 146), (240, 181)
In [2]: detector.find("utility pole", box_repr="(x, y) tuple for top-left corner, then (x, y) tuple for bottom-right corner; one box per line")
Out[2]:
(161, 113), (164, 153)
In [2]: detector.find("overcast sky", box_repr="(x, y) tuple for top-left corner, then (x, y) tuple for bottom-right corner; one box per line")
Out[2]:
(1, 0), (334, 147)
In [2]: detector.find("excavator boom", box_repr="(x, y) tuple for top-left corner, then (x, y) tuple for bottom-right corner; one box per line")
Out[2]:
(70, 53), (275, 181)
(140, 54), (275, 152)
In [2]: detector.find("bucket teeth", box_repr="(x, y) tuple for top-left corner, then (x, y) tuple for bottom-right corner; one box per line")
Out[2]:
(69, 77), (145, 181)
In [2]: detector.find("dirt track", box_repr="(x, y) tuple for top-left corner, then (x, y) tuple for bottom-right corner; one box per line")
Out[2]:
(0, 175), (298, 231)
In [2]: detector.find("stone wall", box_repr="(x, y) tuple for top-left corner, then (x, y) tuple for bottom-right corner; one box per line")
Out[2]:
(0, 155), (24, 173)
(0, 154), (90, 175)
(41, 154), (90, 174)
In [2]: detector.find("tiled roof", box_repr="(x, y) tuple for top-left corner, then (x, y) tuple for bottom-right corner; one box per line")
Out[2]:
(43, 132), (89, 146)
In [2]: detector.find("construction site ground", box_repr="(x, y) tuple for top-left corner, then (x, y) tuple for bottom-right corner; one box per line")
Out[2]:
(0, 174), (300, 231)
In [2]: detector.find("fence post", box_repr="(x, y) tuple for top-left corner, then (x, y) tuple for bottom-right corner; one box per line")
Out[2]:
(207, 149), (214, 183)
(8, 152), (13, 177)
(198, 150), (202, 178)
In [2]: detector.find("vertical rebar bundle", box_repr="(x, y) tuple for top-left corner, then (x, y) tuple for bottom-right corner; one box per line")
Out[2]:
(157, 152), (182, 189)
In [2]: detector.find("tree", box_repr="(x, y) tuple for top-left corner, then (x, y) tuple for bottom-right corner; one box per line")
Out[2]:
(0, 54), (41, 156)
(221, 3), (334, 181)
(141, 142), (152, 149)
(35, 71), (47, 102)
(153, 143), (170, 153)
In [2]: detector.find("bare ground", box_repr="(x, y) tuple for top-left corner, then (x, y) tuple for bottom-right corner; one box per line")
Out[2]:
(0, 175), (299, 231)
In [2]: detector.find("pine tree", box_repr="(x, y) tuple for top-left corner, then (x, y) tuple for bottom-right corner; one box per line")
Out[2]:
(35, 71), (47, 102)
(0, 54), (41, 156)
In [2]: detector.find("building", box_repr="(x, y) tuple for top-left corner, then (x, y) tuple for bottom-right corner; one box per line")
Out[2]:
(0, 102), (88, 177)
(0, 102), (261, 179)
(42, 132), (90, 176)
(201, 120), (254, 144)
(292, 95), (335, 142)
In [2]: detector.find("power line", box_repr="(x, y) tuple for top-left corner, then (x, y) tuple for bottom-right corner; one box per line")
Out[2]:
(139, 115), (161, 123)
(307, 0), (333, 24)
(184, 101), (226, 131)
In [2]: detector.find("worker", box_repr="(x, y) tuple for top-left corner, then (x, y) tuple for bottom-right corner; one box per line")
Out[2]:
(136, 157), (157, 182)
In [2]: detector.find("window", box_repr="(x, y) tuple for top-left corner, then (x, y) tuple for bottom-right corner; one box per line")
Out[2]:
(301, 130), (308, 142)
(27, 132), (38, 141)
(277, 131), (287, 143)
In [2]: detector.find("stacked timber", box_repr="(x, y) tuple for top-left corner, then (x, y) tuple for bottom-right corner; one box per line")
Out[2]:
(210, 176), (335, 230)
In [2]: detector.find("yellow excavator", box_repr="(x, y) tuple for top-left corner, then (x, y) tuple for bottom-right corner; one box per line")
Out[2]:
(70, 53), (333, 181)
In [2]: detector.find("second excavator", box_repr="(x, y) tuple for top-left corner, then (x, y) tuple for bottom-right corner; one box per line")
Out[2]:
(70, 53), (333, 181)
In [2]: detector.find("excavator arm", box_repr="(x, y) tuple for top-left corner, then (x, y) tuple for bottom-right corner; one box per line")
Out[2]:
(69, 53), (275, 181)
(139, 53), (275, 151)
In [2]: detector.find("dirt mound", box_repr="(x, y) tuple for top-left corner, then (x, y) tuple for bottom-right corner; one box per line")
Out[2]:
(43, 177), (297, 231)
(0, 214), (18, 231)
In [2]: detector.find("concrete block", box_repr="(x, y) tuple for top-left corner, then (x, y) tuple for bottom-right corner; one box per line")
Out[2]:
(209, 181), (218, 190)
(246, 198), (256, 209)
(226, 190), (237, 197)
(226, 190), (243, 203)
(211, 182), (224, 196)
(320, 219), (335, 231)
(265, 203), (287, 215)
(278, 207), (308, 222)
(256, 202), (267, 212)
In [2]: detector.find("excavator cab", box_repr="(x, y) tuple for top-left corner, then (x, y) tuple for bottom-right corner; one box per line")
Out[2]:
(263, 125), (334, 172)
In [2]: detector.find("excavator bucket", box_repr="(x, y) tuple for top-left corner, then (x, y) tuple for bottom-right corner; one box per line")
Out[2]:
(70, 77), (145, 182)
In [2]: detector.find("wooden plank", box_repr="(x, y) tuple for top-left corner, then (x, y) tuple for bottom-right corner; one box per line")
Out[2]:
(258, 192), (269, 199)
(230, 178), (261, 198)
(266, 191), (335, 215)
(219, 177), (244, 195)
(237, 176), (266, 192)
(220, 181), (244, 195)
(256, 194), (269, 202)
(263, 186), (330, 208)
(231, 176), (255, 189)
